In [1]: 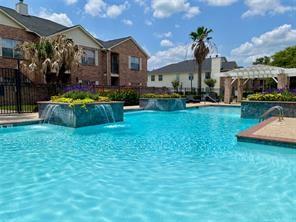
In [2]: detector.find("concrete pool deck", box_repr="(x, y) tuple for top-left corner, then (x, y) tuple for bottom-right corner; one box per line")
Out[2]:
(0, 113), (41, 127)
(237, 117), (296, 148)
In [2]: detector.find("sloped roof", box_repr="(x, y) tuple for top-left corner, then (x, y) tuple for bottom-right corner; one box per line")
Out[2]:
(221, 61), (238, 72)
(149, 58), (237, 74)
(0, 6), (67, 36)
(97, 37), (131, 48)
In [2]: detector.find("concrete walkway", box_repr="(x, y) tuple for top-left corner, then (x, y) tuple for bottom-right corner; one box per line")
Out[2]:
(0, 113), (41, 126)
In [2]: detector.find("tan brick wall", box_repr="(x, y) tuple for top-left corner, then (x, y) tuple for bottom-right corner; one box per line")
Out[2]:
(110, 39), (148, 87)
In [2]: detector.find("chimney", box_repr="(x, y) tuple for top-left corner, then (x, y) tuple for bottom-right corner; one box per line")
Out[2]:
(16, 0), (28, 15)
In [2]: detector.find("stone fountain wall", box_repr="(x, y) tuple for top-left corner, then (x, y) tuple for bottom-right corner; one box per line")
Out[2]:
(38, 102), (124, 128)
(241, 101), (296, 119)
(139, 98), (186, 111)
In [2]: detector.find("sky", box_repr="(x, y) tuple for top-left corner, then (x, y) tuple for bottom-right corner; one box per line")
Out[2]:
(1, 0), (296, 70)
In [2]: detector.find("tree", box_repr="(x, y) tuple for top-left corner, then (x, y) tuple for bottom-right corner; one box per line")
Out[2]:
(190, 26), (213, 95)
(204, 78), (216, 91)
(271, 46), (296, 68)
(253, 56), (271, 65)
(252, 46), (296, 68)
(171, 79), (180, 92)
(20, 35), (82, 84)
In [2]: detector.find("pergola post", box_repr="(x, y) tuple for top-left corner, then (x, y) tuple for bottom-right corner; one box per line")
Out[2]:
(277, 74), (288, 90)
(224, 77), (232, 104)
(237, 78), (244, 102)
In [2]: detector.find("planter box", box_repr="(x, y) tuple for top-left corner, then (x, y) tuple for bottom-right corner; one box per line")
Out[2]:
(38, 101), (124, 128)
(241, 101), (296, 119)
(139, 98), (186, 111)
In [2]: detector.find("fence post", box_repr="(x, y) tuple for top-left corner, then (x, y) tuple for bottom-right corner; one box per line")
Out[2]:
(15, 59), (22, 113)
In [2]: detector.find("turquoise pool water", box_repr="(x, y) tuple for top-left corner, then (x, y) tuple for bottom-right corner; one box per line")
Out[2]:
(0, 107), (295, 222)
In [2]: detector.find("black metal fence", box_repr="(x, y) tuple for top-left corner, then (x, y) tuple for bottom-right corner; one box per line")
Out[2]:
(0, 67), (226, 114)
(0, 68), (43, 114)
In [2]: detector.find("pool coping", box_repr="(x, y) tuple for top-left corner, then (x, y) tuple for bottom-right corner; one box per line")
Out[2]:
(237, 117), (296, 148)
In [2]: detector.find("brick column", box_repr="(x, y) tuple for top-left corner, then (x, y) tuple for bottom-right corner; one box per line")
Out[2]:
(277, 74), (288, 90)
(224, 77), (232, 104)
(237, 78), (244, 102)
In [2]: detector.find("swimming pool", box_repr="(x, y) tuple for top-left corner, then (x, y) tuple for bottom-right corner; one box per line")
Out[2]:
(0, 107), (295, 221)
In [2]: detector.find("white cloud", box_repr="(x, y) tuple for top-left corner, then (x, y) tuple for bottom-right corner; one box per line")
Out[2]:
(84, 0), (107, 17)
(84, 0), (128, 18)
(242, 0), (295, 18)
(134, 0), (150, 13)
(154, 31), (172, 38)
(149, 44), (192, 70)
(184, 6), (200, 18)
(152, 0), (200, 19)
(160, 39), (174, 47)
(202, 0), (237, 6)
(231, 24), (296, 65)
(64, 0), (77, 5)
(106, 2), (128, 18)
(145, 20), (153, 26)
(122, 19), (133, 26)
(38, 9), (73, 26)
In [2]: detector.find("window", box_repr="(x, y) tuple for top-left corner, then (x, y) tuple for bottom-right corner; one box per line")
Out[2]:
(151, 75), (155, 81)
(158, 75), (163, 81)
(81, 49), (95, 65)
(205, 72), (211, 79)
(130, 56), (140, 71)
(1, 38), (21, 58)
(111, 53), (119, 74)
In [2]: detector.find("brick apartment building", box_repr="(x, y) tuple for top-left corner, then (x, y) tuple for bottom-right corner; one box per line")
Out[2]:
(0, 1), (149, 87)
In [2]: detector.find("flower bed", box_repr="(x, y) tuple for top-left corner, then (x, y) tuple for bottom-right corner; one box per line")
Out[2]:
(247, 90), (296, 102)
(242, 90), (296, 119)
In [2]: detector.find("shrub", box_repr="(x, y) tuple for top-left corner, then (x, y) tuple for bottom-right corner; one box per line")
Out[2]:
(248, 90), (296, 101)
(141, 93), (183, 98)
(204, 78), (216, 89)
(100, 89), (139, 105)
(63, 90), (100, 100)
(51, 90), (110, 108)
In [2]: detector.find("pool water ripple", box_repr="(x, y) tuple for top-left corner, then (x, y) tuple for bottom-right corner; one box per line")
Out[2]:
(0, 107), (295, 221)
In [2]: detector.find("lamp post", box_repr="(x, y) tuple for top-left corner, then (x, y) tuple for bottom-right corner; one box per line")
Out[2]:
(189, 73), (194, 94)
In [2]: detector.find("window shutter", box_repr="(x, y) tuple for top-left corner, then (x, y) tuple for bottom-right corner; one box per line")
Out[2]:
(128, 56), (131, 69)
(95, 50), (99, 66)
(140, 58), (142, 71)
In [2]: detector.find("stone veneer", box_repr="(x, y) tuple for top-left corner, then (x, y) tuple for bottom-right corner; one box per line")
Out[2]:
(241, 101), (296, 119)
(38, 101), (124, 128)
(139, 98), (186, 111)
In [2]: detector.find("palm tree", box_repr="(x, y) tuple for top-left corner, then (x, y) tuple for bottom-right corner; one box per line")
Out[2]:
(20, 35), (82, 84)
(190, 27), (213, 95)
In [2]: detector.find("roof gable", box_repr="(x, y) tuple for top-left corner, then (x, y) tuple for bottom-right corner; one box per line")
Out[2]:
(49, 25), (103, 48)
(97, 36), (149, 57)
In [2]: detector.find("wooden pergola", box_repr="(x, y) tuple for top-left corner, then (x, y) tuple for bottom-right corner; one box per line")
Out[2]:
(222, 65), (296, 104)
